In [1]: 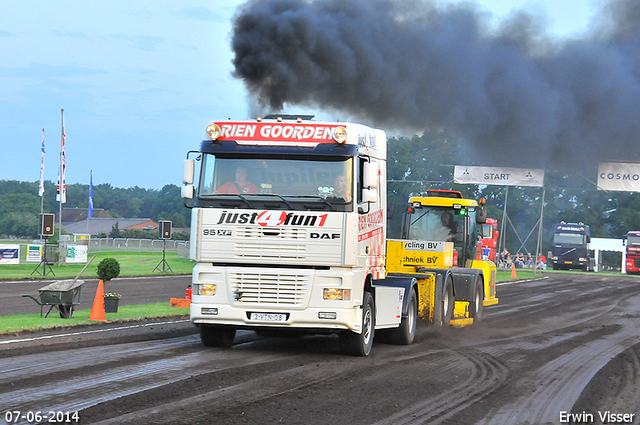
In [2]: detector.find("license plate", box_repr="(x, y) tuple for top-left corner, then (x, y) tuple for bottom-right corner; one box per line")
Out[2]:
(250, 313), (287, 322)
(565, 261), (573, 264)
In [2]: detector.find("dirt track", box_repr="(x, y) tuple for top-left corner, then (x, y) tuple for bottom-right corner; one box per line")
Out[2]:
(1, 273), (639, 425)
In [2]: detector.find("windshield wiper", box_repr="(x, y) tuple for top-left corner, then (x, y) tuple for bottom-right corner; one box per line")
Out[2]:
(219, 193), (254, 208)
(282, 195), (337, 211)
(250, 193), (295, 209)
(411, 210), (430, 226)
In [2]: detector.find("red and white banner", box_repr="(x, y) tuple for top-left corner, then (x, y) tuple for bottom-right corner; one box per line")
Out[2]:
(215, 121), (342, 144)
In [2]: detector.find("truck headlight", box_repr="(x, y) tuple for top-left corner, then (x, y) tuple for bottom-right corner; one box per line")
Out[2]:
(323, 288), (351, 301)
(197, 283), (217, 296)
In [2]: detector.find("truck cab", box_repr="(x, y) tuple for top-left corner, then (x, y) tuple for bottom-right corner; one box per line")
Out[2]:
(623, 231), (640, 274)
(551, 222), (593, 271)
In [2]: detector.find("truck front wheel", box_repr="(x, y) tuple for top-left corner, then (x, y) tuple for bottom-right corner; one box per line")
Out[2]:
(200, 325), (236, 347)
(389, 288), (417, 345)
(340, 291), (375, 356)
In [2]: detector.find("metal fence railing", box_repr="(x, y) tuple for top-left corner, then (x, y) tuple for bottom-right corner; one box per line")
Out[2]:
(88, 238), (190, 258)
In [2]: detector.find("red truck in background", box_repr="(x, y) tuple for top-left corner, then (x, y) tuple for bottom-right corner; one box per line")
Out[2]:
(623, 231), (640, 274)
(477, 218), (498, 263)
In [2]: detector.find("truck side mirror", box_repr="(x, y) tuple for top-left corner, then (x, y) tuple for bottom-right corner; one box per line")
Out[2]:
(181, 185), (194, 199)
(183, 159), (195, 184)
(476, 207), (487, 224)
(361, 188), (377, 203)
(363, 161), (377, 188)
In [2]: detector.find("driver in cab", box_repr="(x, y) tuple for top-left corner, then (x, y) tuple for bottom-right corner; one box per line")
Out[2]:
(217, 167), (259, 194)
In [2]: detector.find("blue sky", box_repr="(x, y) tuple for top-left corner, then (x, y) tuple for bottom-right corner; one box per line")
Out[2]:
(0, 0), (599, 191)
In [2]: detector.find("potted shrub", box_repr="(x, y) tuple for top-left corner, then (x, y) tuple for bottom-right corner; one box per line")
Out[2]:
(97, 257), (121, 312)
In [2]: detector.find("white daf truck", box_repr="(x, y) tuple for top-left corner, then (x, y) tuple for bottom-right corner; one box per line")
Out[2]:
(181, 115), (497, 356)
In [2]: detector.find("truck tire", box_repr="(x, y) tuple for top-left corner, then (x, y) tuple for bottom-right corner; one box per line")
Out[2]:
(442, 276), (454, 326)
(200, 325), (236, 347)
(340, 291), (375, 356)
(389, 288), (417, 345)
(470, 279), (483, 322)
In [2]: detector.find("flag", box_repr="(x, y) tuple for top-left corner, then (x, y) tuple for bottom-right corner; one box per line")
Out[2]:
(56, 110), (66, 203)
(88, 171), (94, 219)
(39, 129), (45, 197)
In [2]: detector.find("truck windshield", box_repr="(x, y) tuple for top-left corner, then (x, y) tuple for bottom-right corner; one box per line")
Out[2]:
(480, 223), (493, 239)
(408, 207), (461, 243)
(198, 154), (353, 203)
(554, 233), (585, 245)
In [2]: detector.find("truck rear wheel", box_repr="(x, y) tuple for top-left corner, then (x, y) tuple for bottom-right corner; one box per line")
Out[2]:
(442, 277), (454, 326)
(389, 288), (417, 345)
(340, 291), (375, 356)
(200, 325), (236, 347)
(470, 280), (483, 322)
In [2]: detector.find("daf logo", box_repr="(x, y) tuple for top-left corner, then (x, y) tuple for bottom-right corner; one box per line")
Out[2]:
(310, 232), (341, 239)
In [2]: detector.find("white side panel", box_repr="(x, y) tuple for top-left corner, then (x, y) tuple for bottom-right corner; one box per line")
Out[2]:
(374, 286), (403, 327)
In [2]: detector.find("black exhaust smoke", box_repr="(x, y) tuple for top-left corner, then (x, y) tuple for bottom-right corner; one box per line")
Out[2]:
(231, 0), (640, 169)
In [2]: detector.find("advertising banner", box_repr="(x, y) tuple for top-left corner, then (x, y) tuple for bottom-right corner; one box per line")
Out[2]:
(454, 166), (545, 187)
(0, 245), (20, 265)
(65, 245), (88, 263)
(26, 245), (42, 262)
(597, 162), (640, 192)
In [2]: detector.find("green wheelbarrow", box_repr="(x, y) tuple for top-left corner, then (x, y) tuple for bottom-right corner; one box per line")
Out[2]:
(23, 279), (85, 319)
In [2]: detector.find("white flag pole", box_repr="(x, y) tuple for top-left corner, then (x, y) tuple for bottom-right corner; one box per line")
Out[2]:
(58, 109), (66, 264)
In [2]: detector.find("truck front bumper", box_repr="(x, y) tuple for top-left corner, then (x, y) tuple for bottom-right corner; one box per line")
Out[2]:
(191, 302), (360, 332)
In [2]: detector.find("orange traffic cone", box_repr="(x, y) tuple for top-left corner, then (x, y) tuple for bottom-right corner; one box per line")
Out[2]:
(511, 264), (518, 279)
(89, 279), (107, 321)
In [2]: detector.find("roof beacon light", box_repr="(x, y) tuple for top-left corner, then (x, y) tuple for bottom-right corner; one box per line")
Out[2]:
(206, 123), (222, 140)
(333, 126), (347, 143)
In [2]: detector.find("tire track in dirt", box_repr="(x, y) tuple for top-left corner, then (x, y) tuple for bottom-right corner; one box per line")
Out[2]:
(0, 333), (291, 423)
(372, 348), (508, 425)
(475, 293), (640, 425)
(85, 356), (372, 425)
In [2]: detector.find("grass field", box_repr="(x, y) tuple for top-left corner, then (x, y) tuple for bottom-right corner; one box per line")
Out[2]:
(0, 303), (189, 334)
(0, 251), (194, 280)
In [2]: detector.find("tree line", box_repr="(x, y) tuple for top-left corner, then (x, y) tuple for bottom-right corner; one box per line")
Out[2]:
(387, 130), (640, 265)
(0, 180), (190, 240)
(3, 131), (640, 266)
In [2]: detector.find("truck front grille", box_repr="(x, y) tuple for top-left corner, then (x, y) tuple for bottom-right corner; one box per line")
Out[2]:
(236, 227), (306, 239)
(229, 271), (309, 307)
